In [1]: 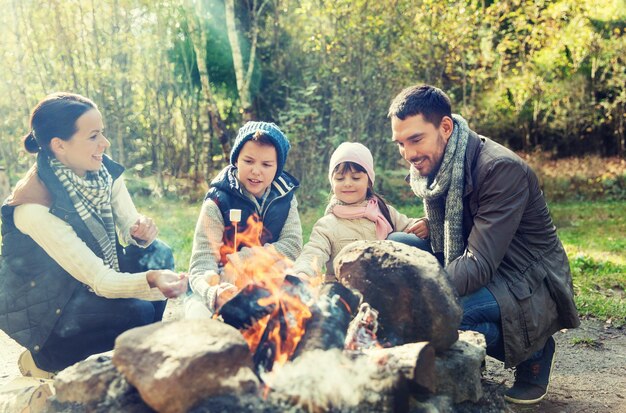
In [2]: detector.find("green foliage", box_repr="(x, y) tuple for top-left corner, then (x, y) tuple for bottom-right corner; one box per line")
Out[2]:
(132, 192), (200, 272)
(570, 337), (601, 347)
(550, 201), (626, 326)
(0, 0), (625, 213)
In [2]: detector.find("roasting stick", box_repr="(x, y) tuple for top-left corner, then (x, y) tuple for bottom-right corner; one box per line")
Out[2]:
(230, 209), (242, 251)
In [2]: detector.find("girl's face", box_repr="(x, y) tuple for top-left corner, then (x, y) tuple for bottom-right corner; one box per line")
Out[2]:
(332, 165), (370, 205)
(236, 140), (278, 197)
(51, 109), (110, 177)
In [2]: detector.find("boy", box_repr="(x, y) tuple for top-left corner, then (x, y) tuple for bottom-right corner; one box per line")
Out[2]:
(185, 121), (302, 317)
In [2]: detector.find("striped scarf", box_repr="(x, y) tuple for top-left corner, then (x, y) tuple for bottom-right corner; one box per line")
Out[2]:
(50, 158), (119, 270)
(410, 114), (469, 266)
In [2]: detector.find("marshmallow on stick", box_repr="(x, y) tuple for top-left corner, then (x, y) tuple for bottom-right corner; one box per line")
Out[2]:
(230, 209), (242, 251)
(229, 209), (242, 223)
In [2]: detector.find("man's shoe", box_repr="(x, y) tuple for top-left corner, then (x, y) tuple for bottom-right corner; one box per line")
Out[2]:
(18, 350), (55, 380)
(505, 336), (556, 404)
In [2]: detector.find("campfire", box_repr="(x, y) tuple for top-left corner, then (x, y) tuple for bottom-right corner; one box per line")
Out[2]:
(215, 213), (363, 375)
(46, 218), (492, 413)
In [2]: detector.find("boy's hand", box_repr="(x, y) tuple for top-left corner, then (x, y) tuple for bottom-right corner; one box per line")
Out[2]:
(130, 215), (158, 245)
(215, 284), (238, 311)
(405, 218), (429, 239)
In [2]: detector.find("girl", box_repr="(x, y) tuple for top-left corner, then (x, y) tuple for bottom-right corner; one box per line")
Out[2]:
(292, 142), (429, 280)
(0, 93), (187, 377)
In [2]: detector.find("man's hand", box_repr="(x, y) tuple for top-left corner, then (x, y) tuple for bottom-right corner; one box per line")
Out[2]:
(405, 217), (430, 239)
(147, 270), (188, 298)
(130, 215), (158, 245)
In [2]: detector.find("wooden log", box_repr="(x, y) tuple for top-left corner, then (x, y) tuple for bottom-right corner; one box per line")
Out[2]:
(363, 341), (436, 394)
(217, 284), (274, 329)
(293, 282), (361, 356)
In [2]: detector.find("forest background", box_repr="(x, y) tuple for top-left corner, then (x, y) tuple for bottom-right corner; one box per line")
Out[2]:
(1, 0), (625, 202)
(0, 0), (624, 322)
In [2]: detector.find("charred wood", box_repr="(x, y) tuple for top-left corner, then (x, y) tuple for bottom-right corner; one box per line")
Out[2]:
(218, 284), (274, 329)
(293, 283), (361, 357)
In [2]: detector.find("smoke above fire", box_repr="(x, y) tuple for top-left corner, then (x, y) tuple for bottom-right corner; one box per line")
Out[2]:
(262, 349), (394, 411)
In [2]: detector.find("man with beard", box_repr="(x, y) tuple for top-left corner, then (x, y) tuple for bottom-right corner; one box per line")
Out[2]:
(387, 84), (579, 404)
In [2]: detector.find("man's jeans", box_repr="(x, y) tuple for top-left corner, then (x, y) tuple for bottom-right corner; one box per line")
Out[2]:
(387, 232), (444, 266)
(386, 231), (433, 253)
(459, 287), (506, 361)
(34, 240), (174, 372)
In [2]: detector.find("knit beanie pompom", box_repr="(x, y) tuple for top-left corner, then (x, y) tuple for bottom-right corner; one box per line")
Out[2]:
(230, 121), (291, 177)
(328, 142), (376, 185)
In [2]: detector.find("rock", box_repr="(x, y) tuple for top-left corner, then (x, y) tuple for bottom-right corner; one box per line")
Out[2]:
(434, 330), (486, 403)
(409, 394), (454, 413)
(0, 376), (54, 413)
(112, 319), (259, 413)
(54, 353), (120, 405)
(334, 240), (462, 352)
(49, 353), (155, 413)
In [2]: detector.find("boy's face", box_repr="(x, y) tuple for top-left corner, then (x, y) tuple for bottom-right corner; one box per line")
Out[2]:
(236, 140), (278, 197)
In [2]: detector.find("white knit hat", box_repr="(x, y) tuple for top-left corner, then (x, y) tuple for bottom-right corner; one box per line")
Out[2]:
(328, 142), (376, 185)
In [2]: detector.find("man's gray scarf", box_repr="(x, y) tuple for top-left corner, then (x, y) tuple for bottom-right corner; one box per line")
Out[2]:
(50, 158), (119, 271)
(410, 114), (469, 266)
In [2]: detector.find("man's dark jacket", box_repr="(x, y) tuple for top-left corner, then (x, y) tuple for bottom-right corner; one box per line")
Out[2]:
(0, 153), (124, 356)
(447, 131), (580, 367)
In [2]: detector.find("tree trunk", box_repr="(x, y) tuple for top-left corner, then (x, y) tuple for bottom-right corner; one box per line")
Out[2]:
(185, 0), (231, 175)
(225, 0), (267, 121)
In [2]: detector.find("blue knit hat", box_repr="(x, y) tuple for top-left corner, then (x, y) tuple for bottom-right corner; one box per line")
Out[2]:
(230, 121), (291, 177)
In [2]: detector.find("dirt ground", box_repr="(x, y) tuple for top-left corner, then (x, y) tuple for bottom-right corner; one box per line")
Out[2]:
(485, 317), (626, 413)
(1, 306), (624, 412)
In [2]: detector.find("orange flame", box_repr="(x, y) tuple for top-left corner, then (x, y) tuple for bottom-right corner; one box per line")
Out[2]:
(218, 214), (313, 368)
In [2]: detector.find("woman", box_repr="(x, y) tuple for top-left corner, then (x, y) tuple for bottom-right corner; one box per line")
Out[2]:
(0, 92), (187, 378)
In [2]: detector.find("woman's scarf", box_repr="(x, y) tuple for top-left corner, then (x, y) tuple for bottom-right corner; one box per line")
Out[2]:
(49, 158), (119, 270)
(410, 114), (469, 266)
(331, 197), (393, 240)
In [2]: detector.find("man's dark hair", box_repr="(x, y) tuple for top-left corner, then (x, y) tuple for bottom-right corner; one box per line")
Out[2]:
(387, 84), (452, 127)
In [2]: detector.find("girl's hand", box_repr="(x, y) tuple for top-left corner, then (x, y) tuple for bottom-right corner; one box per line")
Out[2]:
(130, 215), (158, 245)
(405, 218), (429, 239)
(147, 270), (188, 298)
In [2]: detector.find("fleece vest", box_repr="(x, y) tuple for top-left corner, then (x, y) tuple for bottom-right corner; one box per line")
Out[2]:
(205, 165), (299, 264)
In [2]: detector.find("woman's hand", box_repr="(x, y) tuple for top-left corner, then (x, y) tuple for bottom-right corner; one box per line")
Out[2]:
(130, 215), (158, 245)
(405, 217), (430, 239)
(147, 270), (188, 298)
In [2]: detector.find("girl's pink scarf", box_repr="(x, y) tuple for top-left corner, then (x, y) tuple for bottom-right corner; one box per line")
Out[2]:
(332, 198), (393, 240)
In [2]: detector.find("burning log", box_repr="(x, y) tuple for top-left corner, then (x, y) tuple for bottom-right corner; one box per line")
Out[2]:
(344, 302), (379, 350)
(293, 282), (361, 356)
(217, 284), (274, 329)
(217, 275), (316, 373)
